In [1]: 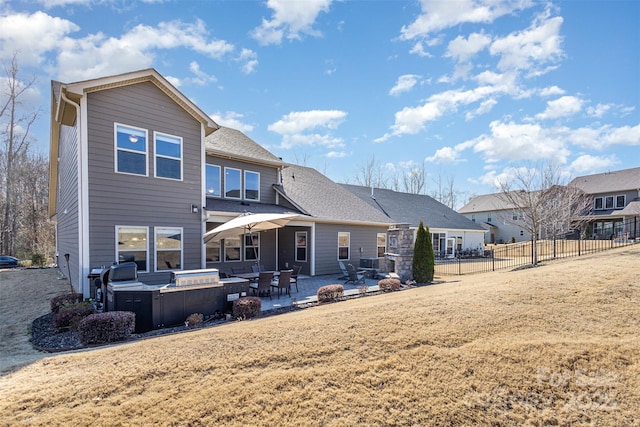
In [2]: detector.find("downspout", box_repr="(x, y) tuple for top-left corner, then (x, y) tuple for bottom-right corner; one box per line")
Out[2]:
(60, 90), (85, 296)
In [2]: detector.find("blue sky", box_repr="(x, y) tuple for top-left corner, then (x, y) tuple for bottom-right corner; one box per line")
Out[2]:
(1, 0), (638, 205)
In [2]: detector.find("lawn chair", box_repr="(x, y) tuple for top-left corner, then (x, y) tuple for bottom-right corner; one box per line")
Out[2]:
(344, 263), (365, 285)
(271, 270), (293, 298)
(338, 261), (349, 279)
(250, 271), (274, 299)
(290, 265), (302, 292)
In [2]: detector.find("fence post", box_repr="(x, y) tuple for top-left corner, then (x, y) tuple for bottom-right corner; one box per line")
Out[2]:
(492, 249), (495, 271)
(458, 256), (461, 275)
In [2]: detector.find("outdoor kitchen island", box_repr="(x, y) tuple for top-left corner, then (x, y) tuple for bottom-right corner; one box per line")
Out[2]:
(105, 267), (250, 333)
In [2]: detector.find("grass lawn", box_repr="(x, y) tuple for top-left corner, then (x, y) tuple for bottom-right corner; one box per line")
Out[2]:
(1, 245), (638, 426)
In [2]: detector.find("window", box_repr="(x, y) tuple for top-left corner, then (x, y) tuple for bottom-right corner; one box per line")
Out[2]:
(244, 171), (260, 201)
(116, 226), (148, 272)
(224, 236), (241, 261)
(245, 232), (259, 261)
(594, 197), (603, 210)
(471, 214), (476, 222)
(338, 232), (350, 260)
(115, 124), (147, 176)
(155, 227), (182, 271)
(225, 168), (241, 199)
(487, 213), (492, 222)
(206, 165), (221, 197)
(605, 196), (614, 209)
(154, 132), (182, 180)
(377, 233), (386, 257)
(456, 236), (463, 252)
(296, 232), (307, 262)
(616, 195), (626, 208)
(206, 240), (220, 262)
(512, 211), (518, 221)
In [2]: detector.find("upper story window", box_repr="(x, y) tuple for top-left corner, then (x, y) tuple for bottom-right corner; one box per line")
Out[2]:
(605, 196), (614, 209)
(471, 214), (476, 222)
(225, 167), (241, 199)
(154, 132), (182, 180)
(487, 213), (492, 222)
(616, 195), (626, 208)
(206, 165), (221, 197)
(115, 124), (147, 176)
(594, 197), (603, 210)
(338, 232), (350, 260)
(244, 171), (260, 201)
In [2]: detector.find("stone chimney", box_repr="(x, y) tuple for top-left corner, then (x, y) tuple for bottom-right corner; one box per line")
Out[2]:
(385, 224), (414, 282)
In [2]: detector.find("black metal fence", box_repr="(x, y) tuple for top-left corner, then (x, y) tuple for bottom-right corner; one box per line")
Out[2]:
(435, 232), (638, 276)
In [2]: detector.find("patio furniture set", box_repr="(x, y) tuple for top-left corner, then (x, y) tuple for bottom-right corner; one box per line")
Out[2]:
(232, 265), (302, 299)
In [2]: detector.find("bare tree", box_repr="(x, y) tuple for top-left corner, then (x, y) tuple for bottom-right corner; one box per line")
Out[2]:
(496, 163), (592, 265)
(354, 155), (391, 189)
(0, 53), (39, 256)
(430, 171), (460, 209)
(402, 161), (426, 194)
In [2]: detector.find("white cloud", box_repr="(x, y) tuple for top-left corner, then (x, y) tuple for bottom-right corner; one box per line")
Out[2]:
(251, 0), (333, 46)
(37, 0), (89, 8)
(465, 98), (497, 120)
(209, 112), (254, 133)
(586, 103), (612, 118)
(539, 85), (565, 97)
(536, 95), (584, 120)
(187, 61), (217, 86)
(569, 154), (619, 173)
(489, 13), (564, 75)
(236, 48), (258, 74)
(326, 151), (347, 158)
(268, 110), (347, 149)
(0, 12), (79, 66)
(55, 19), (235, 81)
(399, 0), (534, 40)
(445, 32), (491, 63)
(425, 146), (462, 163)
(479, 165), (533, 189)
(389, 74), (420, 96)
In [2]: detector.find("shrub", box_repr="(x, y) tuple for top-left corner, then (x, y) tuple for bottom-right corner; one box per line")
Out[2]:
(317, 284), (344, 303)
(185, 313), (204, 327)
(378, 278), (401, 292)
(232, 297), (261, 319)
(31, 253), (46, 266)
(77, 311), (136, 345)
(51, 293), (83, 313)
(413, 221), (434, 283)
(54, 302), (95, 331)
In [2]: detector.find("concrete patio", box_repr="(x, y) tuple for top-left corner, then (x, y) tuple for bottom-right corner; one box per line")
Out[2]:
(256, 274), (381, 311)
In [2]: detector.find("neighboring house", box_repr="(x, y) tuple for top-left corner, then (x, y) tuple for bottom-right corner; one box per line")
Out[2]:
(458, 193), (532, 244)
(50, 69), (396, 297)
(342, 185), (486, 257)
(459, 166), (640, 243)
(570, 167), (640, 239)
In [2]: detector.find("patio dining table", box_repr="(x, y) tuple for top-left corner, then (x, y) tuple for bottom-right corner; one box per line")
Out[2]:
(232, 271), (280, 282)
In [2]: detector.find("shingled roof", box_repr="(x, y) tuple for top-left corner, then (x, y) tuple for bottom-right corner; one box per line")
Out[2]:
(458, 193), (519, 213)
(275, 165), (393, 224)
(205, 127), (284, 167)
(342, 184), (485, 231)
(569, 167), (640, 194)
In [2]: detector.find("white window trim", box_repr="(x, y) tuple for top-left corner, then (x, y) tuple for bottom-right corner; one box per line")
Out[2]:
(605, 196), (614, 209)
(114, 123), (148, 177)
(615, 195), (626, 209)
(244, 232), (260, 261)
(338, 232), (350, 261)
(244, 170), (261, 201)
(224, 167), (242, 200)
(295, 231), (307, 262)
(206, 164), (221, 198)
(377, 233), (386, 258)
(154, 227), (183, 272)
(206, 240), (221, 263)
(153, 131), (183, 181)
(115, 225), (149, 273)
(224, 237), (242, 262)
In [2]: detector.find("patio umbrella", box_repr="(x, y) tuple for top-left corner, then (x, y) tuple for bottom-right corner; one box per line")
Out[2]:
(203, 212), (299, 243)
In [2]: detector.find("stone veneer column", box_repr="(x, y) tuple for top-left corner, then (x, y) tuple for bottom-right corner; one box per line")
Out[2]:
(385, 224), (415, 282)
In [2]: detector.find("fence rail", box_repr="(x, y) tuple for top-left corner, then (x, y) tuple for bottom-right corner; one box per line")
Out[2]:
(435, 237), (638, 276)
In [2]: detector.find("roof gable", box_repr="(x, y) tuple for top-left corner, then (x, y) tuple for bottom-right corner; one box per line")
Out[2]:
(343, 184), (485, 231)
(205, 127), (283, 167)
(570, 167), (640, 194)
(458, 193), (518, 213)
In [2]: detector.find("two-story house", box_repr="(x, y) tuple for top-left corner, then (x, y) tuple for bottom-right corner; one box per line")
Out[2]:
(458, 193), (532, 244)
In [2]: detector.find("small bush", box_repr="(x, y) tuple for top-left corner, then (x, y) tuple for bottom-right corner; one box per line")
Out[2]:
(378, 278), (401, 292)
(54, 302), (95, 331)
(51, 293), (83, 313)
(232, 297), (261, 319)
(185, 313), (204, 327)
(77, 311), (136, 345)
(317, 284), (344, 303)
(31, 253), (46, 266)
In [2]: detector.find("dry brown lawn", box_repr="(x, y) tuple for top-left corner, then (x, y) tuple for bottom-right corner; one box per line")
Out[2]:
(1, 246), (639, 426)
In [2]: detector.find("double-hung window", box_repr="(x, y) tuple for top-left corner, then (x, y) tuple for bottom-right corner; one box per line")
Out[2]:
(594, 197), (603, 210)
(206, 240), (220, 262)
(155, 227), (182, 271)
(206, 165), (221, 197)
(225, 168), (241, 199)
(155, 132), (182, 180)
(616, 195), (626, 208)
(116, 226), (148, 272)
(295, 232), (307, 262)
(224, 236), (241, 261)
(605, 196), (614, 209)
(115, 124), (147, 176)
(245, 232), (259, 260)
(377, 233), (386, 257)
(338, 232), (350, 260)
(244, 171), (260, 201)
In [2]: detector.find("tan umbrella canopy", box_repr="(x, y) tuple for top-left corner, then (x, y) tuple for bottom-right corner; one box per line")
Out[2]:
(203, 212), (298, 243)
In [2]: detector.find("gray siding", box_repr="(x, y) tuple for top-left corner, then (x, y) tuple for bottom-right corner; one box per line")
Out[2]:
(56, 124), (81, 290)
(86, 82), (203, 284)
(314, 223), (388, 275)
(205, 155), (279, 205)
(278, 226), (311, 274)
(205, 225), (278, 276)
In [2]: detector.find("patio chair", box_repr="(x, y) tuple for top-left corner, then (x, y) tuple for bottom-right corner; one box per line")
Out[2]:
(290, 265), (302, 292)
(251, 264), (265, 273)
(344, 263), (365, 285)
(250, 271), (274, 299)
(271, 270), (293, 298)
(338, 261), (349, 279)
